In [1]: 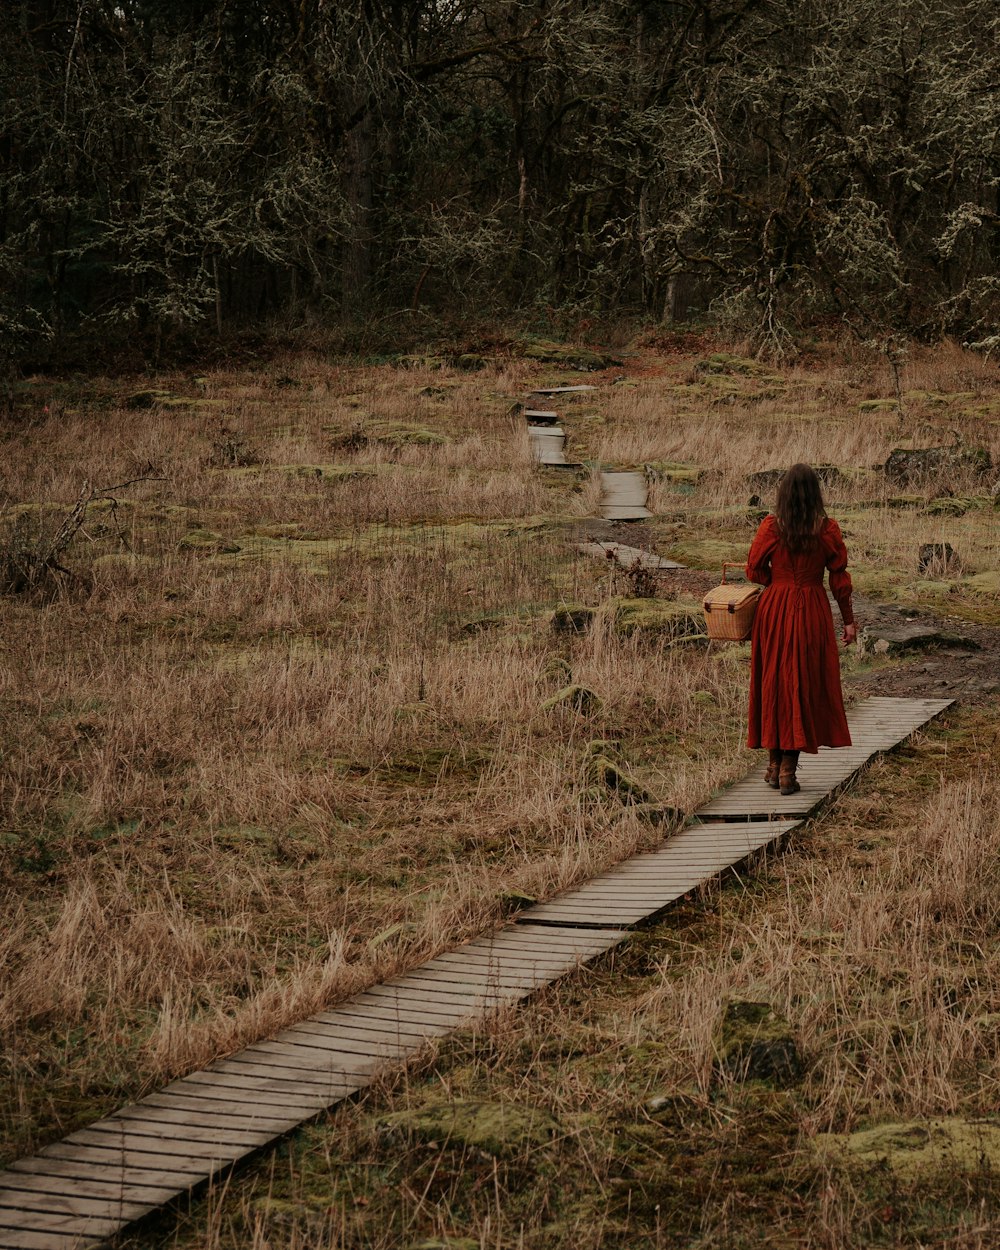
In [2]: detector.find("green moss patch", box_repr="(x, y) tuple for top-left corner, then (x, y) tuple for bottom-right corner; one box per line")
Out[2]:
(816, 1117), (1000, 1180)
(608, 597), (704, 640)
(377, 1099), (560, 1157)
(177, 528), (241, 554)
(642, 461), (707, 484)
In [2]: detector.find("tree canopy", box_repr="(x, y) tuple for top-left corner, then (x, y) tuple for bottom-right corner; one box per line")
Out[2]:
(3, 0), (1000, 366)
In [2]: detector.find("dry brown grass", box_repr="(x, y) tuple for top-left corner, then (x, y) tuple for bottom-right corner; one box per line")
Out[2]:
(5, 338), (1000, 1246)
(149, 716), (1000, 1250)
(1, 348), (761, 1162)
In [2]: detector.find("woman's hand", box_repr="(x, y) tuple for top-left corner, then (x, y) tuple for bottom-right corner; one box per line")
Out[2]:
(842, 623), (858, 646)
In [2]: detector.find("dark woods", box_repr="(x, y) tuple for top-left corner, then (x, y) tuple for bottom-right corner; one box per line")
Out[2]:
(4, 0), (1000, 370)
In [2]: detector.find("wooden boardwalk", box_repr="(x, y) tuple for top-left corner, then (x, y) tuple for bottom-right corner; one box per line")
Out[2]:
(696, 697), (951, 820)
(527, 423), (576, 467)
(0, 696), (951, 1250)
(600, 470), (651, 520)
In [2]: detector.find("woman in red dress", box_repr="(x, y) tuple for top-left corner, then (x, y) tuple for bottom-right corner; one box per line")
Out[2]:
(746, 463), (857, 795)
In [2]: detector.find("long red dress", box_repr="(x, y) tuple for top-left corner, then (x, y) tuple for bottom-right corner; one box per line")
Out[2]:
(746, 515), (854, 753)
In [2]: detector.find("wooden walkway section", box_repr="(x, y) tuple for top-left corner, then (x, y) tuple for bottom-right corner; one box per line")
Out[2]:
(527, 423), (576, 467)
(0, 696), (951, 1250)
(697, 697), (951, 820)
(517, 821), (800, 927)
(0, 928), (626, 1249)
(577, 541), (684, 573)
(600, 470), (651, 520)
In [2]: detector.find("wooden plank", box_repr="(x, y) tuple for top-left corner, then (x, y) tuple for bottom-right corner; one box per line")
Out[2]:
(113, 1102), (301, 1138)
(38, 1141), (212, 1177)
(279, 1021), (428, 1054)
(600, 471), (650, 521)
(349, 987), (483, 1017)
(80, 1115), (268, 1151)
(305, 1005), (454, 1037)
(134, 1091), (311, 1131)
(58, 1128), (251, 1164)
(399, 964), (549, 991)
(135, 1089), (306, 1128)
(463, 926), (628, 951)
(305, 1007), (450, 1039)
(387, 965), (535, 995)
(7, 1154), (209, 1193)
(393, 975), (533, 1002)
(271, 1025), (419, 1058)
(208, 1056), (367, 1088)
(237, 1040), (381, 1074)
(424, 948), (592, 972)
(0, 1171), (177, 1206)
(0, 1225), (104, 1249)
(166, 1070), (334, 1109)
(0, 1189), (153, 1224)
(528, 426), (570, 466)
(170, 1065), (337, 1105)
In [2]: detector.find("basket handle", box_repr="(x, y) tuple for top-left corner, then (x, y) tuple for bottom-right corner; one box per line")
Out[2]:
(721, 561), (745, 584)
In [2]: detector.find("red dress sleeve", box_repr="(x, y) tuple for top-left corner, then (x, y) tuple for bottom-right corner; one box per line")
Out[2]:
(822, 519), (854, 625)
(746, 516), (777, 585)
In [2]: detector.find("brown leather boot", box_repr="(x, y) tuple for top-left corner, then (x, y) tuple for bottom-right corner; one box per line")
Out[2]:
(764, 748), (782, 789)
(779, 751), (800, 796)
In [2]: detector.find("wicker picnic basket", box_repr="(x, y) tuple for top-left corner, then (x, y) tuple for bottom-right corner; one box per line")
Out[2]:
(703, 563), (762, 641)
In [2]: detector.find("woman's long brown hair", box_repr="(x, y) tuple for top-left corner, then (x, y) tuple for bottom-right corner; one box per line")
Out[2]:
(774, 463), (827, 553)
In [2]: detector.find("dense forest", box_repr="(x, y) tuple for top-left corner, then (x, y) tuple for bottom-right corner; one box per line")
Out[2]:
(4, 0), (1000, 372)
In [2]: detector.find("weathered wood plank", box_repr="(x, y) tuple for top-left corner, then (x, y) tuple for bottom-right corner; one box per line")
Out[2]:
(58, 1128), (251, 1163)
(134, 1091), (310, 1131)
(208, 1056), (367, 1088)
(38, 1141), (212, 1176)
(600, 471), (651, 520)
(169, 1069), (336, 1108)
(7, 1154), (207, 1192)
(236, 1041), (380, 1074)
(0, 1171), (177, 1206)
(0, 1189), (153, 1224)
(81, 1115), (268, 1150)
(0, 1224), (105, 1249)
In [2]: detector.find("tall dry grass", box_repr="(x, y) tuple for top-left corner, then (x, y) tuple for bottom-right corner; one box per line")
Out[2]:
(4, 338), (999, 1219)
(1, 351), (753, 1163)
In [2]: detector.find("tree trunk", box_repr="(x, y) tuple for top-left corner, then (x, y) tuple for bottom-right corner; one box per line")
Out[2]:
(342, 111), (375, 319)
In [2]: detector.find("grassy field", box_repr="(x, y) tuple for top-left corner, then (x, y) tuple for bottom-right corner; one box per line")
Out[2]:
(3, 334), (1000, 1246)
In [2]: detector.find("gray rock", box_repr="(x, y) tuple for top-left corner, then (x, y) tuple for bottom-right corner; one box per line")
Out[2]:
(865, 623), (978, 655)
(883, 444), (992, 485)
(918, 541), (960, 574)
(541, 684), (602, 714)
(550, 605), (595, 634)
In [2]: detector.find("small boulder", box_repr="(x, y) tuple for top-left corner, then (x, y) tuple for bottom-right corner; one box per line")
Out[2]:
(585, 754), (656, 804)
(550, 605), (595, 634)
(714, 1000), (803, 1087)
(126, 389), (173, 409)
(541, 684), (602, 714)
(917, 542), (961, 575)
(542, 656), (573, 683)
(864, 622), (976, 655)
(883, 444), (992, 485)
